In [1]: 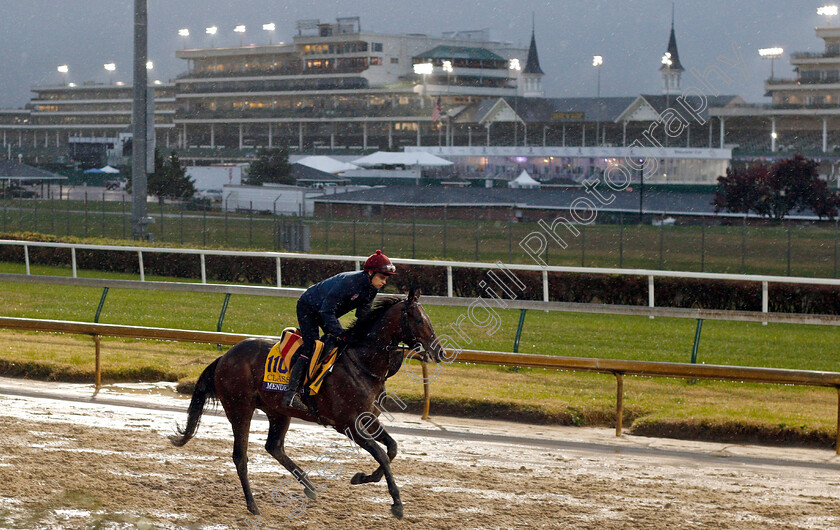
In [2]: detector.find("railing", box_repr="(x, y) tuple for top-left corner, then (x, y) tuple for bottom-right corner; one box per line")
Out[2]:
(5, 239), (840, 313)
(0, 314), (838, 452)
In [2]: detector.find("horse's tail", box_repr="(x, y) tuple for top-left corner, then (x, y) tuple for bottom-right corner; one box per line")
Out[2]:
(170, 357), (219, 447)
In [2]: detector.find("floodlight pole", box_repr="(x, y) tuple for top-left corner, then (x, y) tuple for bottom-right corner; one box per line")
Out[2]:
(131, 0), (149, 240)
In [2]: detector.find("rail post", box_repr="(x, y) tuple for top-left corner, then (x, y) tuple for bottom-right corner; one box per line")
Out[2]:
(615, 372), (624, 437)
(71, 247), (77, 278)
(24, 244), (29, 275)
(447, 266), (453, 298)
(276, 257), (282, 288)
(762, 281), (769, 326)
(513, 309), (527, 353)
(94, 334), (101, 394)
(138, 251), (145, 282)
(94, 287), (109, 323)
(217, 293), (232, 351)
(648, 275), (655, 318)
(200, 253), (206, 284)
(542, 270), (549, 303)
(421, 361), (431, 420)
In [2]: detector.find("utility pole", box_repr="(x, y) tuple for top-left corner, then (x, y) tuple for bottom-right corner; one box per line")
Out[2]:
(131, 0), (150, 239)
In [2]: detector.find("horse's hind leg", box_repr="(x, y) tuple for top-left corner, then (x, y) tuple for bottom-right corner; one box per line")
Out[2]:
(351, 419), (397, 485)
(224, 401), (260, 515)
(265, 414), (318, 500)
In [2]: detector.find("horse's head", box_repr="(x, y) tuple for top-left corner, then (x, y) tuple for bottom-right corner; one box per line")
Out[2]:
(400, 287), (445, 363)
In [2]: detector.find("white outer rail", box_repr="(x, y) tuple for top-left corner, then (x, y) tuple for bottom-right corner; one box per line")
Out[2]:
(5, 239), (840, 317)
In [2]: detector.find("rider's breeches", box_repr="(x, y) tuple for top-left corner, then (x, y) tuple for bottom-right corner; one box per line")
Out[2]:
(295, 299), (321, 363)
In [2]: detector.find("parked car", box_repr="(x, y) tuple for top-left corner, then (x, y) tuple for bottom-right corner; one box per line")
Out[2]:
(195, 189), (223, 202)
(0, 184), (37, 198)
(105, 178), (126, 191)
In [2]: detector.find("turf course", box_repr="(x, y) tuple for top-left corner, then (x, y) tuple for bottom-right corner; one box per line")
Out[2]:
(0, 261), (838, 447)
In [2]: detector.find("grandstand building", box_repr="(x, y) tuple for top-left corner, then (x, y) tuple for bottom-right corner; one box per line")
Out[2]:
(0, 15), (742, 183)
(712, 24), (840, 159)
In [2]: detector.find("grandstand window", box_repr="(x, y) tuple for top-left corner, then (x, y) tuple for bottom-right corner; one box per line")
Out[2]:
(391, 57), (399, 64)
(372, 42), (383, 52)
(370, 57), (382, 65)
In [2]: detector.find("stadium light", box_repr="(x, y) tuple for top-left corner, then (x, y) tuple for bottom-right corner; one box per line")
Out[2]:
(509, 58), (521, 70)
(413, 62), (433, 109)
(818, 5), (839, 24)
(206, 25), (218, 47)
(759, 47), (784, 80)
(104, 62), (116, 84)
(234, 24), (246, 46)
(146, 60), (153, 70)
(593, 56), (603, 146)
(178, 28), (189, 49)
(263, 22), (276, 44)
(413, 62), (433, 75)
(57, 64), (69, 86)
(442, 60), (453, 73)
(661, 51), (672, 67)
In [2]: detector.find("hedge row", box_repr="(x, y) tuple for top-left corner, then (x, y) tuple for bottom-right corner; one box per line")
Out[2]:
(2, 232), (839, 315)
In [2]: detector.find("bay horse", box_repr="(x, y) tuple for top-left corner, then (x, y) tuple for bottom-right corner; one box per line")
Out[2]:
(170, 288), (443, 519)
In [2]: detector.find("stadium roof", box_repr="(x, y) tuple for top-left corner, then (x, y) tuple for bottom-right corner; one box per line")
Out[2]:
(0, 161), (67, 180)
(523, 30), (544, 75)
(414, 45), (506, 62)
(314, 185), (720, 215)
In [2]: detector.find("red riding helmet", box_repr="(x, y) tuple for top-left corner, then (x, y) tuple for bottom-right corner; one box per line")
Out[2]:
(363, 250), (397, 275)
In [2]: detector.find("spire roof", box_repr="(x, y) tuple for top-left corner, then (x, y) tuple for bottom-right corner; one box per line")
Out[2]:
(660, 11), (684, 72)
(523, 29), (544, 75)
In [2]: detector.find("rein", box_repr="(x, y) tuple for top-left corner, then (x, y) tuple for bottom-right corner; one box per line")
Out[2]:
(346, 300), (418, 383)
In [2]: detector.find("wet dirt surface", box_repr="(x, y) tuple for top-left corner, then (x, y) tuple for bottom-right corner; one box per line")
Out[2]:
(0, 378), (839, 529)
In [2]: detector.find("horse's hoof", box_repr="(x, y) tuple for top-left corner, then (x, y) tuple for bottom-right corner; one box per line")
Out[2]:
(351, 472), (365, 485)
(391, 504), (404, 519)
(304, 488), (317, 500)
(247, 504), (261, 516)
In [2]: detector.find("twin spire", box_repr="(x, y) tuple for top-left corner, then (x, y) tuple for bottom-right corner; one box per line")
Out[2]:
(519, 7), (684, 97)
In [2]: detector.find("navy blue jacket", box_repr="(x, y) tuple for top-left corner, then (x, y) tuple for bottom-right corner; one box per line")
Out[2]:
(299, 271), (379, 335)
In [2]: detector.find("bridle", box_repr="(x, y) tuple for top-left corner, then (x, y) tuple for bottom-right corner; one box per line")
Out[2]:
(400, 299), (423, 352)
(346, 299), (422, 383)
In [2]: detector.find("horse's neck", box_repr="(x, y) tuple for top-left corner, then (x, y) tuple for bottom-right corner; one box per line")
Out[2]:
(358, 305), (401, 372)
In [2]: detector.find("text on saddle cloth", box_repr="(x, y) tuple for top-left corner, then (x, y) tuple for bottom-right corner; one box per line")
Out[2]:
(262, 327), (337, 395)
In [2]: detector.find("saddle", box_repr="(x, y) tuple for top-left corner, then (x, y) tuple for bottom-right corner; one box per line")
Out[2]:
(262, 327), (340, 395)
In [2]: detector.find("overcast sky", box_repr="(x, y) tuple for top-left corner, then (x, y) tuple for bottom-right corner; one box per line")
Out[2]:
(0, 1), (830, 108)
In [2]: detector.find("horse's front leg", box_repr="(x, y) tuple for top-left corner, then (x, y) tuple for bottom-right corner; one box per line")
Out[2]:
(350, 418), (396, 485)
(346, 420), (403, 519)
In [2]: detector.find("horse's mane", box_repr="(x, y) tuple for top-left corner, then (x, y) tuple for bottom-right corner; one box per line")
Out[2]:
(345, 295), (402, 342)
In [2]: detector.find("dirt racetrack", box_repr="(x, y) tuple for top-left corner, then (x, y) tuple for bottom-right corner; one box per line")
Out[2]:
(0, 377), (839, 529)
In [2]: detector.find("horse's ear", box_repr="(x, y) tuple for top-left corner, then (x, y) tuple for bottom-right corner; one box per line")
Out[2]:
(408, 287), (421, 304)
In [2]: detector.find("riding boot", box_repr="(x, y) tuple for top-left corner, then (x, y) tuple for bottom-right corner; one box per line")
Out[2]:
(281, 358), (309, 412)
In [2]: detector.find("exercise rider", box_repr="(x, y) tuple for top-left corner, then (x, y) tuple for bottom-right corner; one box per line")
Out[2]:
(281, 250), (397, 411)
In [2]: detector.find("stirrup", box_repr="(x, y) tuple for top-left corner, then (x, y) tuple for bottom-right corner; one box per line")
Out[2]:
(283, 392), (308, 412)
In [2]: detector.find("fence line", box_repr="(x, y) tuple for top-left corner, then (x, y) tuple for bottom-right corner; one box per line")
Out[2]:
(4, 199), (840, 277)
(0, 315), (838, 452)
(5, 239), (840, 321)
(4, 272), (840, 328)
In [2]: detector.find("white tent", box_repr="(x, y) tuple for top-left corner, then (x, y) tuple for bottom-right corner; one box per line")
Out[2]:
(508, 170), (541, 189)
(352, 151), (453, 167)
(99, 165), (120, 174)
(295, 156), (359, 174)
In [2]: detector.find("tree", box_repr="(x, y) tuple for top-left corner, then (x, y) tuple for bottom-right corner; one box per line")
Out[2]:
(248, 147), (292, 185)
(713, 155), (839, 220)
(132, 149), (196, 204)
